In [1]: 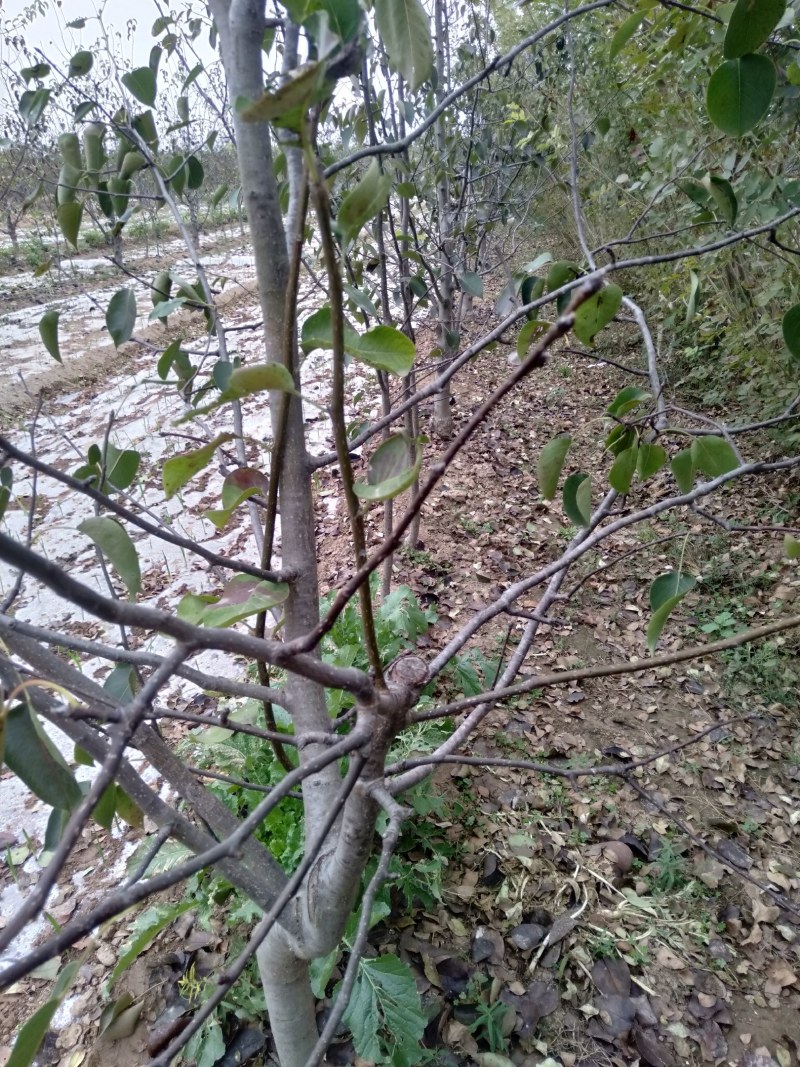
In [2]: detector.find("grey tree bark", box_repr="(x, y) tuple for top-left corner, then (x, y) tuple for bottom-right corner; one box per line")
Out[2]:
(204, 5), (405, 1063)
(432, 0), (456, 439)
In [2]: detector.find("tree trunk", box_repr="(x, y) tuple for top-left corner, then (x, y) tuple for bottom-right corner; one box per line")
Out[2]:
(433, 0), (456, 439)
(208, 3), (390, 1062)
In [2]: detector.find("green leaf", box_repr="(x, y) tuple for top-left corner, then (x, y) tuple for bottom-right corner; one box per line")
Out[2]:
(68, 50), (94, 77)
(19, 88), (51, 126)
(149, 298), (187, 320)
(104, 443), (140, 492)
(57, 201), (83, 248)
(707, 176), (737, 226)
(607, 386), (651, 419)
(205, 468), (269, 529)
(337, 159), (391, 245)
(74, 744), (95, 766)
(609, 444), (638, 494)
(103, 664), (137, 703)
(186, 154), (204, 190)
(109, 902), (194, 988)
(686, 269), (701, 325)
(0, 467), (13, 523)
(520, 275), (545, 316)
(573, 283), (623, 346)
(605, 424), (636, 457)
(517, 319), (549, 360)
(352, 326), (416, 376)
(459, 271), (484, 298)
(671, 448), (695, 492)
(784, 534), (800, 560)
(2, 705), (83, 811)
(562, 472), (591, 527)
(74, 100), (97, 121)
(20, 63), (51, 82)
(200, 575), (290, 628)
(91, 782), (118, 830)
(782, 303), (800, 359)
(59, 132), (82, 169)
(609, 9), (647, 60)
(7, 960), (82, 1067)
(176, 593), (218, 626)
(217, 364), (297, 402)
(354, 434), (423, 501)
(723, 0), (785, 58)
(39, 309), (61, 363)
(240, 61), (322, 127)
(706, 55), (776, 137)
(690, 436), (738, 477)
(537, 435), (571, 500)
(343, 284), (378, 318)
(97, 994), (144, 1041)
(647, 571), (696, 652)
(78, 517), (141, 598)
(546, 261), (581, 311)
(342, 955), (426, 1065)
(121, 67), (157, 107)
(374, 0), (434, 91)
(678, 178), (711, 209)
(162, 433), (235, 498)
(301, 310), (415, 375)
(637, 443), (667, 481)
(302, 306), (358, 353)
(114, 787), (143, 829)
(106, 288), (137, 347)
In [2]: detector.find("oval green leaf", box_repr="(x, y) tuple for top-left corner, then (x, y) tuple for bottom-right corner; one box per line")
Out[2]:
(3, 704), (83, 811)
(574, 283), (623, 347)
(782, 303), (800, 359)
(459, 271), (484, 299)
(39, 309), (61, 363)
(637, 442), (667, 481)
(186, 154), (204, 190)
(121, 66), (157, 107)
(647, 570), (696, 652)
(352, 325), (416, 376)
(723, 0), (785, 58)
(706, 55), (776, 137)
(68, 50), (94, 77)
(240, 60), (322, 126)
(162, 433), (235, 498)
(354, 434), (423, 502)
(609, 9), (647, 60)
(607, 386), (652, 419)
(79, 516), (141, 598)
(374, 0), (434, 90)
(106, 288), (137, 347)
(609, 443), (638, 494)
(337, 158), (391, 245)
(563, 472), (592, 527)
(202, 576), (289, 628)
(517, 319), (549, 360)
(671, 448), (695, 492)
(57, 201), (83, 248)
(690, 435), (738, 477)
(707, 175), (737, 226)
(537, 434), (571, 500)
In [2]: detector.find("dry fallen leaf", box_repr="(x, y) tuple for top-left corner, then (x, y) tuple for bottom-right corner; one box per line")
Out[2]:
(656, 946), (686, 971)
